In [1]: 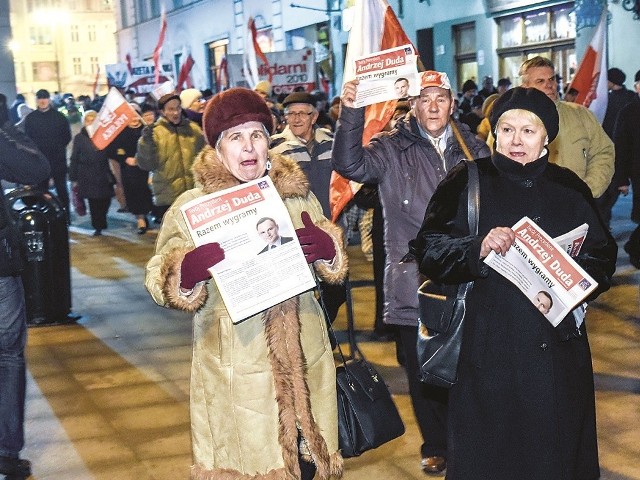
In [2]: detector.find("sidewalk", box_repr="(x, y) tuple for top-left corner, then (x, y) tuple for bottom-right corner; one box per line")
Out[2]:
(18, 196), (640, 479)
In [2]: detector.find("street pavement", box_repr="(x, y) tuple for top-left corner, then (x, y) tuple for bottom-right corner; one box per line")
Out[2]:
(17, 194), (640, 480)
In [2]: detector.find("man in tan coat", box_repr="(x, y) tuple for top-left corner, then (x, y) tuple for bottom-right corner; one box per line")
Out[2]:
(519, 56), (614, 198)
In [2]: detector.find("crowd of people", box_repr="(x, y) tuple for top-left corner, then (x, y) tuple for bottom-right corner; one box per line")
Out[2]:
(1, 54), (638, 479)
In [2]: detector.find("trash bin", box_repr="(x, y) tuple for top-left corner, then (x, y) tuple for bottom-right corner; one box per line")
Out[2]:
(5, 187), (80, 326)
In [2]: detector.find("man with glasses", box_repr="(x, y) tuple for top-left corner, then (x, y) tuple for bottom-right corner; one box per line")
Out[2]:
(333, 71), (490, 475)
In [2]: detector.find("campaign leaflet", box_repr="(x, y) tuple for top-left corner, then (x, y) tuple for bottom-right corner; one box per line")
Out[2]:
(353, 44), (421, 108)
(180, 176), (316, 324)
(483, 217), (597, 327)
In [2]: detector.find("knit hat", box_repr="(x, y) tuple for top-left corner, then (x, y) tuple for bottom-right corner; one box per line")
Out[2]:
(419, 71), (451, 91)
(180, 88), (202, 110)
(203, 88), (273, 145)
(282, 92), (316, 108)
(462, 79), (478, 93)
(607, 68), (626, 86)
(35, 89), (50, 99)
(158, 93), (181, 110)
(489, 87), (559, 143)
(254, 80), (272, 97)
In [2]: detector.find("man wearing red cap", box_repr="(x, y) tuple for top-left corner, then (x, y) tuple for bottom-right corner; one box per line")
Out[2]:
(333, 70), (490, 475)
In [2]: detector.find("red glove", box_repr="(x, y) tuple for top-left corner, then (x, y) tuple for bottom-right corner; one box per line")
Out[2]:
(295, 211), (336, 263)
(180, 243), (225, 290)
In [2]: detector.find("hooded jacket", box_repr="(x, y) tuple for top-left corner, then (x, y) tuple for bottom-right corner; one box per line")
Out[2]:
(145, 147), (347, 479)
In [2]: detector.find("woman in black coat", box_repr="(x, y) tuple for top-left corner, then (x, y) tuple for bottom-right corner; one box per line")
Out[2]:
(105, 104), (153, 234)
(69, 110), (113, 235)
(409, 87), (617, 480)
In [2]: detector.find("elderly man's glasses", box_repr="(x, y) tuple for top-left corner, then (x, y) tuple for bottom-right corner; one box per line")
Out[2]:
(285, 111), (314, 119)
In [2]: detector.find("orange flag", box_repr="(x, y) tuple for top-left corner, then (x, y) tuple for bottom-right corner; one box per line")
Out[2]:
(330, 0), (415, 222)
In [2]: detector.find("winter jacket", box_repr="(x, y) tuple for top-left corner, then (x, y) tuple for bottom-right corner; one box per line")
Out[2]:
(0, 122), (50, 276)
(613, 96), (640, 222)
(548, 101), (614, 198)
(603, 86), (636, 138)
(69, 128), (114, 199)
(24, 107), (71, 175)
(409, 153), (617, 479)
(270, 126), (334, 217)
(332, 106), (490, 326)
(145, 149), (347, 480)
(136, 116), (205, 207)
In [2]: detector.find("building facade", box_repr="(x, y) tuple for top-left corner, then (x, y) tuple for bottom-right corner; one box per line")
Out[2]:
(8, 0), (118, 104)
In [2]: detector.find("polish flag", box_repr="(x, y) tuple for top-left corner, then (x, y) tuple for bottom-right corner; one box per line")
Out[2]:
(329, 0), (415, 222)
(152, 7), (168, 85)
(87, 87), (138, 150)
(567, 8), (608, 123)
(125, 53), (133, 74)
(217, 56), (229, 91)
(177, 48), (195, 91)
(243, 17), (270, 89)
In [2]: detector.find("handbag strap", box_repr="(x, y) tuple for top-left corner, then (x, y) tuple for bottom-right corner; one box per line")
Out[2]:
(458, 160), (480, 299)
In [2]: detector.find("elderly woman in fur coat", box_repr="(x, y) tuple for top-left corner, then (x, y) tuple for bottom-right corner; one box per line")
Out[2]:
(145, 88), (347, 480)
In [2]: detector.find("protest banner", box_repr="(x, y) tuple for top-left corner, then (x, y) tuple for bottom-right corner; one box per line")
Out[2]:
(180, 176), (316, 323)
(86, 87), (139, 150)
(105, 61), (174, 95)
(226, 48), (316, 95)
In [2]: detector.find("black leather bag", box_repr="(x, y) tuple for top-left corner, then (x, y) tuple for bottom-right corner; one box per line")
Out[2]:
(417, 160), (479, 388)
(328, 281), (405, 458)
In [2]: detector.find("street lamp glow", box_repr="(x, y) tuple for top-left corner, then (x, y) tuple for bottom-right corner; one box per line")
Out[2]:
(7, 39), (20, 53)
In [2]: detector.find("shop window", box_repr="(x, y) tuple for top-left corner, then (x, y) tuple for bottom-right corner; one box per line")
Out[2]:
(454, 22), (477, 93)
(207, 39), (229, 93)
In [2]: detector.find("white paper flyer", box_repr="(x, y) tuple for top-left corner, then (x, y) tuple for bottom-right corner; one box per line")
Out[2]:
(483, 217), (597, 327)
(354, 44), (420, 108)
(180, 176), (316, 323)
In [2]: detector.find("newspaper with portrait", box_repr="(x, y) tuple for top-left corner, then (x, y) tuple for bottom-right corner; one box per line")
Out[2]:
(483, 217), (595, 327)
(179, 176), (316, 324)
(353, 44), (421, 108)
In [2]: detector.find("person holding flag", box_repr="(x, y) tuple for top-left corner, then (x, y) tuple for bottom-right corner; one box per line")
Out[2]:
(333, 71), (490, 474)
(519, 56), (614, 199)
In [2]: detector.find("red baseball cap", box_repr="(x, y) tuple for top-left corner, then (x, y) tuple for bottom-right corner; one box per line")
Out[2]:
(419, 71), (452, 91)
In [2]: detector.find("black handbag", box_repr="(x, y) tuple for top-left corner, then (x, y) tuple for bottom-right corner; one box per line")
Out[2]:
(327, 281), (405, 458)
(416, 160), (479, 388)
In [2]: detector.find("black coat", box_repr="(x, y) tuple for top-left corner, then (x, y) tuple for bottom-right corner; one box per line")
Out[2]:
(69, 128), (114, 200)
(410, 153), (617, 480)
(24, 107), (71, 175)
(613, 97), (640, 222)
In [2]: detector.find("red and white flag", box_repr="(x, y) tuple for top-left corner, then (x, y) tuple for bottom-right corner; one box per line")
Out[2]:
(177, 47), (195, 91)
(243, 17), (270, 88)
(92, 65), (101, 98)
(87, 87), (138, 150)
(568, 8), (608, 123)
(152, 7), (168, 85)
(329, 0), (415, 222)
(217, 56), (229, 91)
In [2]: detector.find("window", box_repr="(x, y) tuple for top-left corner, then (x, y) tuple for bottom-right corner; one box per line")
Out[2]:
(453, 22), (477, 93)
(29, 26), (52, 45)
(88, 25), (97, 42)
(496, 3), (576, 85)
(71, 25), (79, 42)
(90, 56), (99, 74)
(73, 57), (82, 75)
(206, 39), (229, 93)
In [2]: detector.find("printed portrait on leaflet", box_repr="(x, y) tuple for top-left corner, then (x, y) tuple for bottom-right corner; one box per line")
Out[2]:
(394, 77), (410, 99)
(256, 217), (293, 254)
(533, 290), (554, 315)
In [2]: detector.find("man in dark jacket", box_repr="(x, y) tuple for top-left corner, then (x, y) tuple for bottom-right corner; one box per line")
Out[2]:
(24, 89), (72, 213)
(333, 70), (490, 475)
(0, 95), (51, 479)
(613, 69), (640, 268)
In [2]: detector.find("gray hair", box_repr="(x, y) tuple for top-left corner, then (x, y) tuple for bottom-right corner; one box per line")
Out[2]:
(214, 123), (271, 154)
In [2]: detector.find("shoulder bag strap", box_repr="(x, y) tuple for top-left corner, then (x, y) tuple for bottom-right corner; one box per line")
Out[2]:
(458, 160), (480, 299)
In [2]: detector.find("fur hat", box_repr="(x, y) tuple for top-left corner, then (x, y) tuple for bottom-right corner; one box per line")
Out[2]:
(203, 88), (272, 145)
(419, 71), (451, 91)
(158, 93), (181, 110)
(489, 87), (559, 143)
(607, 68), (626, 86)
(180, 88), (202, 110)
(282, 92), (316, 108)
